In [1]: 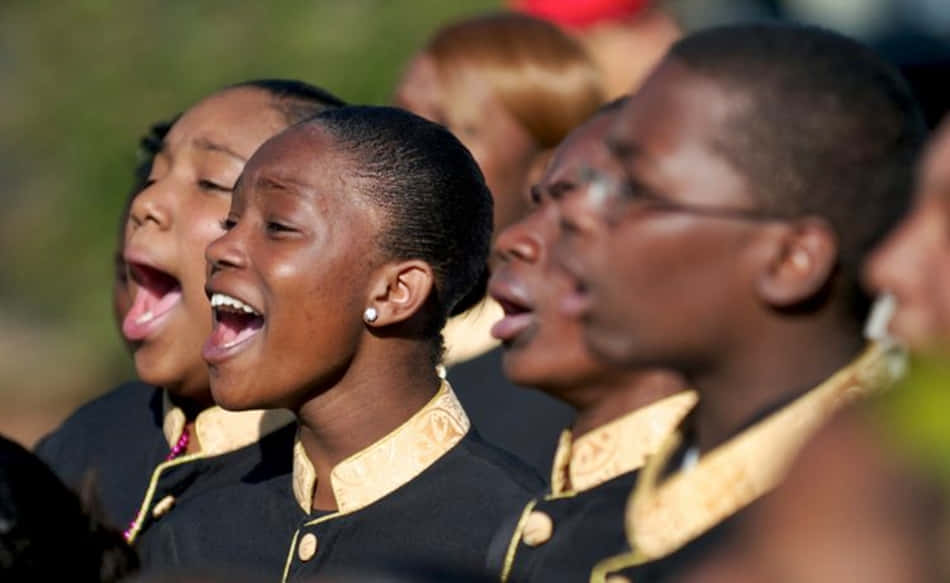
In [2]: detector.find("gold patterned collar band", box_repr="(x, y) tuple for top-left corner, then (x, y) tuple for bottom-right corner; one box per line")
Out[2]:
(292, 381), (471, 514)
(626, 342), (903, 560)
(550, 391), (698, 495)
(162, 392), (295, 457)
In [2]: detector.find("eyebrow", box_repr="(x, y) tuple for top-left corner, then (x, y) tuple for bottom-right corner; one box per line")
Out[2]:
(252, 174), (315, 198)
(193, 137), (247, 163)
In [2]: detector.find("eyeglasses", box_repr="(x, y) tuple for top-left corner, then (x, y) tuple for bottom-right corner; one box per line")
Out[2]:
(573, 166), (783, 225)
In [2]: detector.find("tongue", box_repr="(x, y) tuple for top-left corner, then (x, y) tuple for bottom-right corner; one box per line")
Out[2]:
(208, 311), (263, 349)
(122, 284), (183, 341)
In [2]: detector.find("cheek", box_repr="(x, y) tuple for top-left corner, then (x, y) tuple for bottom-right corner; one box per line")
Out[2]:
(183, 201), (230, 275)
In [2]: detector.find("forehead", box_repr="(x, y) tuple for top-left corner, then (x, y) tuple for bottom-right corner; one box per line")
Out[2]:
(606, 59), (753, 205)
(543, 112), (615, 184)
(240, 124), (349, 197)
(166, 87), (286, 158)
(608, 59), (740, 162)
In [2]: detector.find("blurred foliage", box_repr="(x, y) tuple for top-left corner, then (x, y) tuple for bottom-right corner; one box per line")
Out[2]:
(0, 0), (497, 417)
(874, 354), (950, 488)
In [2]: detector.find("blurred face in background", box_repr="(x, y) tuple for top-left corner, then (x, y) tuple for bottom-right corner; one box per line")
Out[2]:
(395, 54), (538, 235)
(865, 120), (950, 353)
(555, 60), (756, 369)
(122, 87), (284, 402)
(489, 111), (620, 401)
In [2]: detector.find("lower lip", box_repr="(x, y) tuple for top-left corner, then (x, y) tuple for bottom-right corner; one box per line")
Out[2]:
(121, 291), (183, 342)
(201, 324), (263, 365)
(491, 312), (534, 342)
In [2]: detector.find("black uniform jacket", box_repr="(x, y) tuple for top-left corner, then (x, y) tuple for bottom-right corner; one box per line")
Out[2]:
(593, 343), (901, 583)
(35, 381), (298, 578)
(488, 392), (697, 583)
(280, 382), (543, 582)
(442, 299), (577, 478)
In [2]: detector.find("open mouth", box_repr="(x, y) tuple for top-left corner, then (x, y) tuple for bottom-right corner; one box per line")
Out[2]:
(203, 292), (265, 362)
(489, 286), (535, 343)
(122, 263), (183, 342)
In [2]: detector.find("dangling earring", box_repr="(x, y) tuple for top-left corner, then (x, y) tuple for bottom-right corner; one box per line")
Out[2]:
(363, 307), (378, 323)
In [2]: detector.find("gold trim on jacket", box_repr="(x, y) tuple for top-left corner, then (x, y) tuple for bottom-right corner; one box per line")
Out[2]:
(589, 342), (903, 582)
(162, 392), (295, 455)
(125, 393), (295, 544)
(291, 381), (470, 514)
(499, 391), (697, 582)
(551, 391), (698, 495)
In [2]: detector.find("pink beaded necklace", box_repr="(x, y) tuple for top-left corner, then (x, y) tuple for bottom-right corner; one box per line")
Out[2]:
(122, 427), (191, 541)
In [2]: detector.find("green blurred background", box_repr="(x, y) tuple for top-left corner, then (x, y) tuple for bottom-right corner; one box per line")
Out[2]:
(3, 0), (948, 446)
(0, 0), (498, 445)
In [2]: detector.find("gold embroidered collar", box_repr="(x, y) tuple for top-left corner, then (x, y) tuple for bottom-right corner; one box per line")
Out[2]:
(626, 342), (903, 560)
(292, 381), (471, 514)
(162, 392), (295, 457)
(549, 391), (698, 495)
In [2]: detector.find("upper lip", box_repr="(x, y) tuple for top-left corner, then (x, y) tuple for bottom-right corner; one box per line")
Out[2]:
(204, 282), (264, 318)
(123, 245), (180, 287)
(488, 269), (534, 316)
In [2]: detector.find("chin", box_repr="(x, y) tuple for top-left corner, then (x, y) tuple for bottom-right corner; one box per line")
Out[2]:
(134, 360), (181, 392)
(584, 326), (640, 369)
(209, 376), (256, 411)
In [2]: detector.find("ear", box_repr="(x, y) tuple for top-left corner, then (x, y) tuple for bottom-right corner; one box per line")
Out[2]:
(364, 260), (436, 327)
(756, 218), (838, 308)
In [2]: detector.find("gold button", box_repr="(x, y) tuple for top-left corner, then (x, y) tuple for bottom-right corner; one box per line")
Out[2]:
(606, 575), (632, 583)
(151, 495), (175, 519)
(521, 510), (554, 547)
(297, 532), (318, 562)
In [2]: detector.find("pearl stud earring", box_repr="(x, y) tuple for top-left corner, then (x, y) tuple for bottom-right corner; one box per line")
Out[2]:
(363, 307), (378, 323)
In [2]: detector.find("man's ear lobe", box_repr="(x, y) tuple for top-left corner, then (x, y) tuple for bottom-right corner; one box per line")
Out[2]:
(364, 260), (435, 327)
(756, 218), (838, 308)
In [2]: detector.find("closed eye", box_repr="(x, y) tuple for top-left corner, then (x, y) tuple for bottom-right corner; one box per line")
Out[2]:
(266, 221), (297, 235)
(198, 179), (233, 193)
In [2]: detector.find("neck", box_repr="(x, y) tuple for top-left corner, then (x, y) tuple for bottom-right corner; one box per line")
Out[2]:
(165, 389), (213, 419)
(571, 370), (685, 438)
(295, 339), (440, 511)
(690, 318), (864, 454)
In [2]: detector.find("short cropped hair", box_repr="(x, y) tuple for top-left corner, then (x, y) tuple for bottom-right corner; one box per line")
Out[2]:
(424, 12), (605, 149)
(307, 106), (493, 359)
(670, 24), (928, 311)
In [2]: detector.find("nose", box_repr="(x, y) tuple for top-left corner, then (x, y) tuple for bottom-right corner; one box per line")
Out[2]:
(128, 180), (172, 231)
(206, 226), (247, 278)
(493, 215), (542, 266)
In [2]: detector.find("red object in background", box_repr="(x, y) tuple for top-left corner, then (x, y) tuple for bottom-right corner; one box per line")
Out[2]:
(512, 0), (650, 29)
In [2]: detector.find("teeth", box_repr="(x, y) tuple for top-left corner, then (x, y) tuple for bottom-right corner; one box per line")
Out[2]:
(210, 293), (260, 315)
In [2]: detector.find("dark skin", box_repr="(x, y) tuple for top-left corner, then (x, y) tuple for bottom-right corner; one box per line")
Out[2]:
(555, 58), (864, 453)
(124, 87), (287, 450)
(205, 123), (441, 511)
(490, 109), (683, 437)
